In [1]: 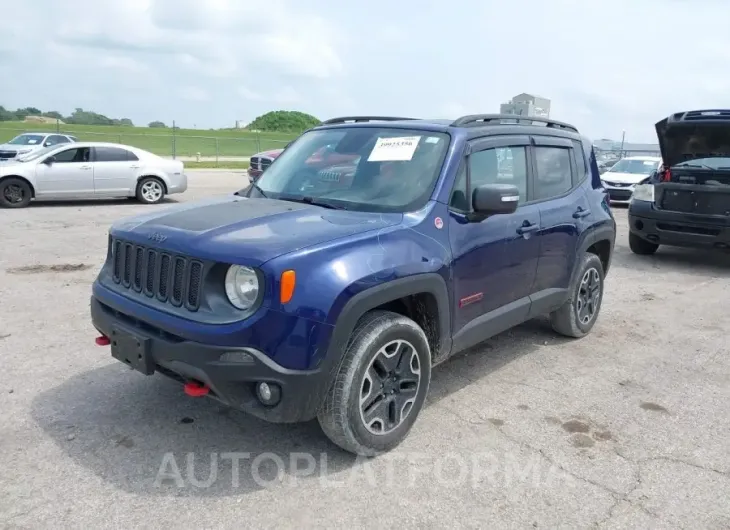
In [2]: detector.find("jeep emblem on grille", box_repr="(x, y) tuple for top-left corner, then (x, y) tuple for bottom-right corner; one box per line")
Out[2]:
(147, 232), (167, 243)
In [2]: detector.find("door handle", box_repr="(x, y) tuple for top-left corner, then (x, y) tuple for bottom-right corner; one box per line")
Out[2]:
(516, 221), (539, 236)
(573, 207), (591, 219)
(80, 165), (92, 170)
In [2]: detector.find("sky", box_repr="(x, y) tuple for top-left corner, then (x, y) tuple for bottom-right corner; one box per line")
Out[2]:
(2, 0), (730, 143)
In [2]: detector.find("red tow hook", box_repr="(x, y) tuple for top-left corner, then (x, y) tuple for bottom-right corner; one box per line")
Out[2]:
(95, 335), (111, 346)
(184, 381), (210, 397)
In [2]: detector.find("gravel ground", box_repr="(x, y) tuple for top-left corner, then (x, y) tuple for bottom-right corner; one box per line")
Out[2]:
(1, 171), (728, 529)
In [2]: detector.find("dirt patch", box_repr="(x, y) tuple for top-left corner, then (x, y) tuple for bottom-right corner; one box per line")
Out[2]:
(640, 401), (670, 414)
(6, 263), (92, 274)
(571, 433), (595, 448)
(562, 420), (590, 434)
(488, 418), (505, 427)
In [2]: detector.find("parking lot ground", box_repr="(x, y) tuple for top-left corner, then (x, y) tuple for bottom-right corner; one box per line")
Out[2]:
(1, 171), (729, 528)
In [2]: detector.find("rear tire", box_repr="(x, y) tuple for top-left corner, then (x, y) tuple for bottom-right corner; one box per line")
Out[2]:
(136, 177), (165, 204)
(318, 310), (432, 456)
(629, 232), (659, 255)
(550, 253), (605, 338)
(0, 177), (32, 208)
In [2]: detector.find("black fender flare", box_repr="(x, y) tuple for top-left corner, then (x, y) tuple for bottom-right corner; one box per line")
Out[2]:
(577, 223), (616, 278)
(319, 273), (451, 385)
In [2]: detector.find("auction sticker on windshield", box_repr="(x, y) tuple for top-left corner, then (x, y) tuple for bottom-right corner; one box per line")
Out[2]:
(368, 136), (421, 162)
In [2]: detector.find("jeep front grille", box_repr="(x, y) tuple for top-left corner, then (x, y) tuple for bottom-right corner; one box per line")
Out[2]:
(111, 238), (204, 311)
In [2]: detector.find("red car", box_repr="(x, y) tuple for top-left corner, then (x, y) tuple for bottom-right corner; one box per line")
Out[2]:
(247, 144), (360, 182)
(248, 149), (284, 181)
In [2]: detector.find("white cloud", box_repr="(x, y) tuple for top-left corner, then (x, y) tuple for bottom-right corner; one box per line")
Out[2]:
(2, 0), (730, 140)
(238, 86), (264, 101)
(180, 87), (209, 102)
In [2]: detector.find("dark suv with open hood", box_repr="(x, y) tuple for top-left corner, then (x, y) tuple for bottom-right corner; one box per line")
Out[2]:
(628, 109), (730, 255)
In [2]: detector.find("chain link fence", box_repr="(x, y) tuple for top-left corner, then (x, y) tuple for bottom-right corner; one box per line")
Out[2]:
(0, 126), (293, 166)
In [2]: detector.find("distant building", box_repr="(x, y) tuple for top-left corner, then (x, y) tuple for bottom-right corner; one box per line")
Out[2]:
(500, 93), (551, 118)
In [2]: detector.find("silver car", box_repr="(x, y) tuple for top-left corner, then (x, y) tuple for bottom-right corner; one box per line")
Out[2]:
(0, 142), (187, 208)
(0, 132), (77, 160)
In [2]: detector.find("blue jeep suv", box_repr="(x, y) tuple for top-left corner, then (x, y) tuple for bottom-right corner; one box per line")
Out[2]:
(90, 114), (616, 455)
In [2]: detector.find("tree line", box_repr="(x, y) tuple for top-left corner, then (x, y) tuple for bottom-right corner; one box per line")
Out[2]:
(0, 106), (321, 132)
(0, 105), (170, 128)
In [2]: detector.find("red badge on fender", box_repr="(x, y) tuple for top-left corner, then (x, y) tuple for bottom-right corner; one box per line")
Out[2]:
(434, 217), (443, 229)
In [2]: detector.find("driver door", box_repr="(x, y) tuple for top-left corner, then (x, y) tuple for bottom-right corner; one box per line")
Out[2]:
(34, 147), (94, 198)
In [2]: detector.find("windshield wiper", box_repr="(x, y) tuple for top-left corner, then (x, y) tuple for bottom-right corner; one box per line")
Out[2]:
(279, 195), (347, 210)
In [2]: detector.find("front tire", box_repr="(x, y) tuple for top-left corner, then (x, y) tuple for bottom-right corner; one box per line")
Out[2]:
(318, 310), (432, 456)
(0, 177), (32, 208)
(550, 252), (605, 338)
(136, 177), (165, 204)
(629, 232), (659, 255)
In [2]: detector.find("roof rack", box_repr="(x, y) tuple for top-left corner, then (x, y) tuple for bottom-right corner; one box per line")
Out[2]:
(451, 114), (578, 132)
(673, 109), (730, 122)
(320, 116), (417, 125)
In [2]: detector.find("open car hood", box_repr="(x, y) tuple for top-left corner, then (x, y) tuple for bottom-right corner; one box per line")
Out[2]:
(655, 109), (730, 168)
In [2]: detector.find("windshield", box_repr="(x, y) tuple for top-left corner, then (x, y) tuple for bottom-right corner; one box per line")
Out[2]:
(15, 146), (56, 163)
(674, 157), (730, 170)
(608, 158), (660, 174)
(249, 127), (450, 212)
(8, 134), (45, 146)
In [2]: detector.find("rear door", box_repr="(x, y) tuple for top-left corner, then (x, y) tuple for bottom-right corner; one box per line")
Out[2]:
(34, 146), (94, 197)
(92, 146), (140, 196)
(529, 136), (592, 315)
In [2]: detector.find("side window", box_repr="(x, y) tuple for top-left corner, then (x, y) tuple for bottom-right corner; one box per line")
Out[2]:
(571, 140), (587, 184)
(52, 147), (90, 163)
(95, 147), (135, 162)
(471, 146), (528, 203)
(534, 146), (573, 200)
(45, 135), (69, 147)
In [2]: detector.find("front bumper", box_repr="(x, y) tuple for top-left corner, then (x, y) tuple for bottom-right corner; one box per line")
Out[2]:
(247, 168), (262, 182)
(90, 288), (336, 423)
(628, 199), (730, 250)
(603, 183), (635, 203)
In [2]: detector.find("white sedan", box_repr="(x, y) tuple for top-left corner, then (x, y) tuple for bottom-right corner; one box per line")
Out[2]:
(0, 142), (187, 208)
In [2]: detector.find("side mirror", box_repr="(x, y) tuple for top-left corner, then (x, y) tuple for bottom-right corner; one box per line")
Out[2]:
(43, 156), (55, 165)
(471, 184), (520, 218)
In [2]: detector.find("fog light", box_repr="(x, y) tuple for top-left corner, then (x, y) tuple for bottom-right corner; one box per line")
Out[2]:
(256, 382), (281, 406)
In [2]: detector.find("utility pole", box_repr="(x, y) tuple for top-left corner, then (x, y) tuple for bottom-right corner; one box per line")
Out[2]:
(620, 130), (626, 158)
(172, 120), (176, 159)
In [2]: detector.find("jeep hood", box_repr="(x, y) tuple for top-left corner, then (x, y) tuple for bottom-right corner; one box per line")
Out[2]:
(656, 112), (730, 168)
(110, 195), (402, 265)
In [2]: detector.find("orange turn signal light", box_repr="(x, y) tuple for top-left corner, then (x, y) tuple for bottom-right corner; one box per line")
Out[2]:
(280, 270), (296, 304)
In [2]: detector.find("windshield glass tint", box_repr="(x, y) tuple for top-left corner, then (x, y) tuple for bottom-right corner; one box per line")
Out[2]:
(609, 159), (660, 174)
(16, 146), (55, 162)
(8, 134), (45, 146)
(252, 127), (450, 212)
(674, 157), (730, 169)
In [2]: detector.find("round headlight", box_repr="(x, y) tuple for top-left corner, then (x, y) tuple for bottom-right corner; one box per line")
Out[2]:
(224, 265), (259, 310)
